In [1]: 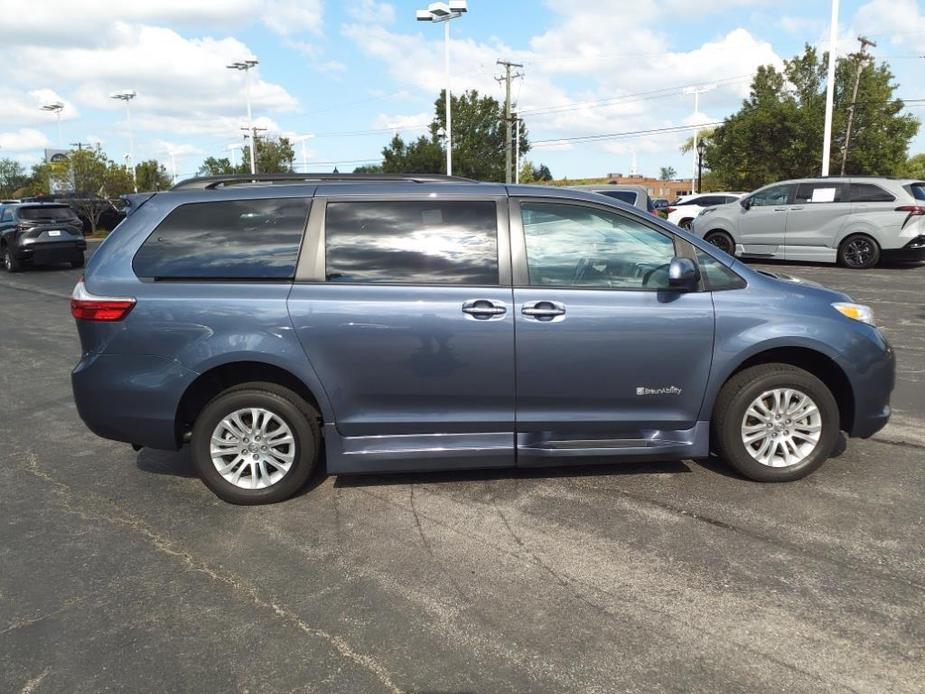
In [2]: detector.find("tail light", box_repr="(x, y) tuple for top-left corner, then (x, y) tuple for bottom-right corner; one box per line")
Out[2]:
(896, 205), (925, 229)
(71, 279), (135, 322)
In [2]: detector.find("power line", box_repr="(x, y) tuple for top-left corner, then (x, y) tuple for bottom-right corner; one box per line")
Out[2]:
(532, 122), (724, 147)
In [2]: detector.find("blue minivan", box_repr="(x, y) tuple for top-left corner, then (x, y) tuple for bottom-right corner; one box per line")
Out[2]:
(71, 174), (894, 504)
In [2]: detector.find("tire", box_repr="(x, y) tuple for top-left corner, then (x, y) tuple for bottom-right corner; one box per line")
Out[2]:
(191, 382), (320, 504)
(3, 246), (21, 273)
(679, 218), (693, 230)
(704, 230), (736, 256)
(711, 364), (839, 482)
(838, 234), (880, 269)
(71, 255), (85, 269)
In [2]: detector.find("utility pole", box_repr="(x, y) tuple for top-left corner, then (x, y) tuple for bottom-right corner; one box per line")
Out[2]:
(496, 59), (523, 184)
(240, 127), (267, 173)
(840, 35), (876, 176)
(821, 0), (839, 176)
(514, 113), (520, 184)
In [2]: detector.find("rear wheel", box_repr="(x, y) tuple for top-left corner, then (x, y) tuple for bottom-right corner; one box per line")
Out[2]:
(704, 230), (735, 256)
(3, 246), (22, 273)
(838, 234), (880, 269)
(712, 364), (839, 482)
(191, 382), (320, 504)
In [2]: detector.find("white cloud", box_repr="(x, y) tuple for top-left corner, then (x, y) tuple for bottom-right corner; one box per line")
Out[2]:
(0, 0), (324, 43)
(0, 128), (50, 151)
(373, 112), (431, 132)
(855, 0), (925, 45)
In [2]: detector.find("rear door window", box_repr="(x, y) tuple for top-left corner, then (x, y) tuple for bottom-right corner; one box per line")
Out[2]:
(133, 198), (309, 280)
(324, 200), (499, 285)
(793, 182), (846, 204)
(849, 183), (895, 203)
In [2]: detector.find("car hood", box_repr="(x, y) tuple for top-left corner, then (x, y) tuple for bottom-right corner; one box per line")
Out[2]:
(753, 267), (852, 302)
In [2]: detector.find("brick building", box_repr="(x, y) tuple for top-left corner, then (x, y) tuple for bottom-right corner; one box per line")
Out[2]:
(605, 173), (691, 202)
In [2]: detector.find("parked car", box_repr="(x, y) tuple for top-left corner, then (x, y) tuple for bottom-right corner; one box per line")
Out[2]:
(71, 173), (893, 504)
(667, 192), (744, 229)
(1, 202), (86, 272)
(691, 177), (925, 268)
(569, 184), (659, 216)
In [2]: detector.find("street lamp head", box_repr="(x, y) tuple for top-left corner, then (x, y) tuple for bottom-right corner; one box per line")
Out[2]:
(417, 0), (467, 21)
(227, 58), (259, 70)
(40, 102), (64, 113)
(696, 138), (707, 156)
(110, 90), (136, 102)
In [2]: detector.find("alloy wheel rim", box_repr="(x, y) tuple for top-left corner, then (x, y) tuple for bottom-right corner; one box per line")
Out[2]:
(708, 234), (733, 254)
(845, 239), (873, 266)
(740, 388), (822, 468)
(210, 407), (296, 489)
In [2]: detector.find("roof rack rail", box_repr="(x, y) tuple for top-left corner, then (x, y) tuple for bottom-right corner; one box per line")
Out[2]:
(170, 172), (479, 191)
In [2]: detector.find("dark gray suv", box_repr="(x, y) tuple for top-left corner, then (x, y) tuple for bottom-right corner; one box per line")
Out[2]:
(71, 174), (894, 504)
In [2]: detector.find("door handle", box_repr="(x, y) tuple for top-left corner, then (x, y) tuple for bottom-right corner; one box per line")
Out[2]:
(462, 299), (506, 319)
(773, 207), (788, 211)
(522, 300), (566, 321)
(790, 206), (804, 211)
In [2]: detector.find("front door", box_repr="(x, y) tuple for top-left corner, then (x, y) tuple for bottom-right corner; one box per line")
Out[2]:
(510, 199), (715, 454)
(737, 183), (794, 255)
(785, 181), (850, 259)
(287, 196), (515, 469)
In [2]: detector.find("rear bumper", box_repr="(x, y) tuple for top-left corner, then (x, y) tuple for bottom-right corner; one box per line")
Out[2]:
(17, 240), (86, 265)
(72, 352), (198, 450)
(882, 235), (925, 262)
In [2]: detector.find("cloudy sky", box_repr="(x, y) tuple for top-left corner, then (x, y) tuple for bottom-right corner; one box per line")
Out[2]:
(1, 0), (923, 181)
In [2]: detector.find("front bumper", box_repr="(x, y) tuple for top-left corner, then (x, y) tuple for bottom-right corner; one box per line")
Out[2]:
(842, 330), (895, 438)
(72, 352), (198, 450)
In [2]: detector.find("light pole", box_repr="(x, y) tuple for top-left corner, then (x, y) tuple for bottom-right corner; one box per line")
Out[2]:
(683, 84), (714, 194)
(291, 134), (314, 172)
(40, 102), (64, 147)
(227, 58), (259, 175)
(696, 138), (706, 193)
(228, 142), (243, 170)
(110, 90), (137, 192)
(416, 1), (468, 176)
(821, 0), (839, 176)
(514, 114), (521, 184)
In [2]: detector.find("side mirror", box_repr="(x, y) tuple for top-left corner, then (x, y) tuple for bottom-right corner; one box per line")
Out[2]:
(668, 256), (700, 290)
(740, 197), (752, 210)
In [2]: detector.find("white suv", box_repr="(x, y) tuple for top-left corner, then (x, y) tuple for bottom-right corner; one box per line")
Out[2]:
(691, 177), (925, 268)
(667, 192), (744, 229)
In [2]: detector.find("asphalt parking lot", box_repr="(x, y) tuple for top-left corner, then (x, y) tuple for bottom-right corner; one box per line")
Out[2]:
(1, 247), (923, 693)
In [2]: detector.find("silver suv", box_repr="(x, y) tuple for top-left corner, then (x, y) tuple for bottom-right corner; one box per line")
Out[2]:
(691, 177), (925, 268)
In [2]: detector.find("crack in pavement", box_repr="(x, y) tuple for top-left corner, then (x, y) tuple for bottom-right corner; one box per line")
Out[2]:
(19, 451), (403, 694)
(19, 666), (50, 694)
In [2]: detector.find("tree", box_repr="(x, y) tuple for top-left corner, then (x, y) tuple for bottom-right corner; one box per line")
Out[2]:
(241, 136), (295, 174)
(198, 157), (240, 177)
(659, 166), (677, 181)
(135, 160), (173, 191)
(352, 163), (384, 174)
(896, 153), (925, 179)
(379, 89), (530, 181)
(704, 45), (919, 190)
(0, 159), (29, 197)
(519, 160), (553, 183)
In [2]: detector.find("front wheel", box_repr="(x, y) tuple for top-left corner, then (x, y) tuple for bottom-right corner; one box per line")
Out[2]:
(191, 382), (320, 504)
(704, 230), (736, 256)
(711, 364), (839, 482)
(838, 234), (880, 269)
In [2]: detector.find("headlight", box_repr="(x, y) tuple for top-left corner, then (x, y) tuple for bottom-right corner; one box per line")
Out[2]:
(832, 302), (875, 325)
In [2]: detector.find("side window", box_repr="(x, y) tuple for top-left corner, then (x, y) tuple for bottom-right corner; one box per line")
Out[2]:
(849, 183), (895, 203)
(599, 190), (636, 204)
(793, 182), (845, 204)
(0, 208), (12, 223)
(698, 196), (724, 207)
(520, 201), (676, 290)
(133, 198), (309, 280)
(676, 197), (699, 206)
(697, 250), (746, 291)
(723, 196), (740, 204)
(324, 200), (498, 285)
(749, 184), (793, 207)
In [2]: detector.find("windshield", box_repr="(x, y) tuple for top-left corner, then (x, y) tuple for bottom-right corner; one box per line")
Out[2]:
(18, 206), (79, 222)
